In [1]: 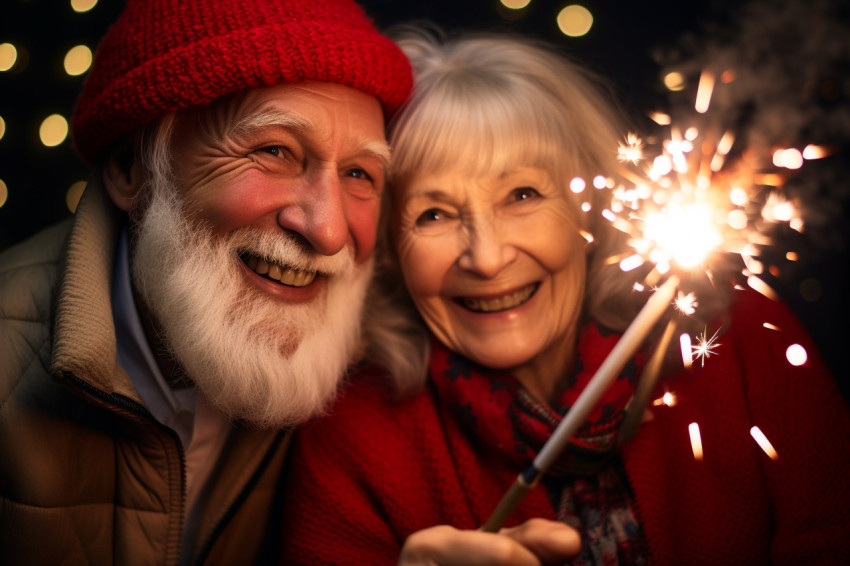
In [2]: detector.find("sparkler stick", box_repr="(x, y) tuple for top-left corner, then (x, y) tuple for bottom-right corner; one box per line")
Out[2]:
(618, 318), (678, 444)
(481, 275), (679, 532)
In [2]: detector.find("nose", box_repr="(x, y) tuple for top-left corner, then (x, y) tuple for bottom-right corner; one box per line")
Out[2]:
(277, 168), (348, 256)
(457, 216), (517, 277)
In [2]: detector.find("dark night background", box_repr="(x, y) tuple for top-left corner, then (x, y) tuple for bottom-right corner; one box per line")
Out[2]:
(1, 0), (847, 394)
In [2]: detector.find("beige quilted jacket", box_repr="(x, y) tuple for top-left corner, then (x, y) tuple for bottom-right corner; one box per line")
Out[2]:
(0, 180), (291, 565)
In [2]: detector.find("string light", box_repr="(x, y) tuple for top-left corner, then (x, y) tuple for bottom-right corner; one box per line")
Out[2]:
(0, 43), (17, 72)
(663, 71), (686, 91)
(66, 181), (87, 213)
(39, 114), (69, 147)
(557, 5), (593, 37)
(500, 0), (531, 9)
(64, 45), (93, 76)
(71, 0), (99, 13)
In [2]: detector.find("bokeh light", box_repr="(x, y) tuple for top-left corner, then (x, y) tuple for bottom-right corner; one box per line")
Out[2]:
(557, 5), (593, 37)
(71, 0), (99, 13)
(773, 148), (804, 169)
(786, 344), (808, 366)
(569, 177), (586, 193)
(500, 0), (531, 8)
(64, 45), (93, 76)
(0, 115), (5, 141)
(66, 181), (87, 213)
(0, 43), (18, 72)
(0, 179), (8, 208)
(39, 114), (69, 147)
(729, 187), (748, 206)
(663, 71), (686, 91)
(688, 422), (703, 461)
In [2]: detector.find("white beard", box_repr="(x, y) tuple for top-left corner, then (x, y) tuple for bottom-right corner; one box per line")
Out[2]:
(131, 173), (372, 428)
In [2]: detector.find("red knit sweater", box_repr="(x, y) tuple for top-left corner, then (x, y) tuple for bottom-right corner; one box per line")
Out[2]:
(281, 291), (850, 565)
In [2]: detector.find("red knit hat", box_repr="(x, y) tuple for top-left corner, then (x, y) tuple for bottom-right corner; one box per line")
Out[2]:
(71, 0), (412, 164)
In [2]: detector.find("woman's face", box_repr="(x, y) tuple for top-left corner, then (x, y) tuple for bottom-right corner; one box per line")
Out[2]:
(392, 165), (587, 376)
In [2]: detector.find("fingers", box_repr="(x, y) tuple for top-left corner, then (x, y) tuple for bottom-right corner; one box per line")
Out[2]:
(499, 518), (582, 566)
(398, 520), (581, 566)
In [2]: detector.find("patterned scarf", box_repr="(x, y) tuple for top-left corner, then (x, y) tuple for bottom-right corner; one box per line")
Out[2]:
(429, 322), (650, 565)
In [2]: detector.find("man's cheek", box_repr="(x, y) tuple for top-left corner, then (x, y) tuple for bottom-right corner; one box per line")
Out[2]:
(350, 200), (381, 263)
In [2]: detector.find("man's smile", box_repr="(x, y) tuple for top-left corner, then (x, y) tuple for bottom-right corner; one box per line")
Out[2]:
(241, 252), (318, 287)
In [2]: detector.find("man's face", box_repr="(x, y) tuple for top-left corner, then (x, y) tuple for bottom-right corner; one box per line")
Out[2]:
(170, 81), (388, 294)
(130, 82), (388, 427)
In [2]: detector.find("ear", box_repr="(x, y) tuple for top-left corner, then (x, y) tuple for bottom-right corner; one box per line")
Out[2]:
(102, 154), (143, 212)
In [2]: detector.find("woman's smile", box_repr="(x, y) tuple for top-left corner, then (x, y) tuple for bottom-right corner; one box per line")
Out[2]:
(455, 282), (539, 313)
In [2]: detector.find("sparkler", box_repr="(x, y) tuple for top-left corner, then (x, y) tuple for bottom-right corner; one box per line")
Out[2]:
(481, 274), (679, 532)
(481, 64), (827, 532)
(692, 327), (722, 367)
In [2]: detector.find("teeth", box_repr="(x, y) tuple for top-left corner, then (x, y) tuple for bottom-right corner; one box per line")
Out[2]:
(463, 285), (536, 313)
(243, 254), (317, 287)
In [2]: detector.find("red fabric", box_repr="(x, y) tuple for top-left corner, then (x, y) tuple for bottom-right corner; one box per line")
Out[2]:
(281, 290), (850, 565)
(428, 322), (643, 471)
(71, 0), (412, 163)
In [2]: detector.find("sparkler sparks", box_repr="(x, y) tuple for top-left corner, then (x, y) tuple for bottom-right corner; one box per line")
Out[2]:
(674, 291), (698, 315)
(785, 344), (808, 366)
(750, 426), (778, 461)
(680, 333), (693, 369)
(580, 64), (829, 311)
(617, 132), (644, 164)
(689, 422), (704, 461)
(691, 328), (722, 367)
(652, 391), (677, 407)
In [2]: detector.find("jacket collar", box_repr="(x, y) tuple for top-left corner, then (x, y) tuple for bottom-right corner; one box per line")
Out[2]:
(51, 174), (143, 404)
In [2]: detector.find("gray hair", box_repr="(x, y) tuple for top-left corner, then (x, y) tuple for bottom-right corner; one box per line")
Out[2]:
(363, 29), (655, 394)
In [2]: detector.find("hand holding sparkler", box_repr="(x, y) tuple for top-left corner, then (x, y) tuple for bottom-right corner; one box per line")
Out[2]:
(483, 68), (828, 533)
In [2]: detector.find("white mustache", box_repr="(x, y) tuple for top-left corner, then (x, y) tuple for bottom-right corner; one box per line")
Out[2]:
(227, 226), (355, 277)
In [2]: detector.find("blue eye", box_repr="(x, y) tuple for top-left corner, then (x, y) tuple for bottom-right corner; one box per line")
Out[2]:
(346, 167), (373, 182)
(259, 146), (282, 156)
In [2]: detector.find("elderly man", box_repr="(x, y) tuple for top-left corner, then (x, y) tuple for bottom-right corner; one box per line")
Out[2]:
(0, 0), (585, 564)
(0, 0), (410, 563)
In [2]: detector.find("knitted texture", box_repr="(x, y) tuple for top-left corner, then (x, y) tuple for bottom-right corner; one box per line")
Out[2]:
(280, 291), (850, 565)
(71, 0), (412, 163)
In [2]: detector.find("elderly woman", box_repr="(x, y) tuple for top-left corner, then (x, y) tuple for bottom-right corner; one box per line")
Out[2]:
(280, 30), (850, 565)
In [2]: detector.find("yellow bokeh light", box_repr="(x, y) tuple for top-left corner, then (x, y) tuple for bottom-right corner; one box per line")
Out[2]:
(0, 43), (18, 72)
(71, 0), (99, 13)
(500, 0), (531, 8)
(663, 71), (686, 91)
(557, 5), (593, 37)
(39, 114), (69, 147)
(0, 179), (8, 208)
(0, 115), (5, 141)
(64, 45), (93, 76)
(66, 181), (88, 213)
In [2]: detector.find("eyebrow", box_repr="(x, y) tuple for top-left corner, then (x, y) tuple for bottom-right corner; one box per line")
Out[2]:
(400, 188), (453, 206)
(229, 108), (391, 169)
(359, 139), (392, 170)
(229, 108), (311, 138)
